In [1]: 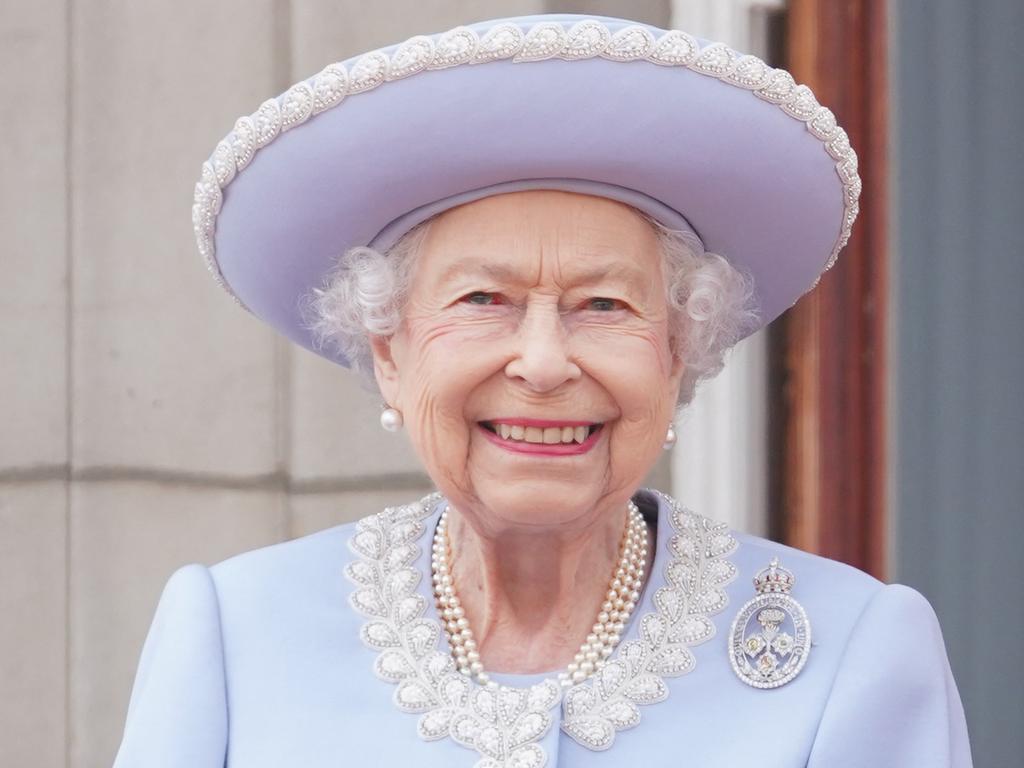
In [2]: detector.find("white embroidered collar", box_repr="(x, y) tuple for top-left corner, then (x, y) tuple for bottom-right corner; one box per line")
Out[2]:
(344, 490), (737, 767)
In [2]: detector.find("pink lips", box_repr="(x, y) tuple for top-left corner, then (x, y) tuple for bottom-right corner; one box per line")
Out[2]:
(477, 421), (603, 456)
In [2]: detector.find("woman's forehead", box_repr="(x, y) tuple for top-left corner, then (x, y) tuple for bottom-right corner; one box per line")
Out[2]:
(418, 190), (660, 275)
(431, 189), (650, 233)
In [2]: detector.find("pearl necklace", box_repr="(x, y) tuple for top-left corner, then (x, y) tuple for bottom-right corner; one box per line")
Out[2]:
(431, 501), (649, 689)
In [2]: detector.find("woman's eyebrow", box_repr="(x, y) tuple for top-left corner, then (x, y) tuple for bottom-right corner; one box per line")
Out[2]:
(435, 256), (650, 293)
(563, 262), (651, 293)
(436, 259), (526, 285)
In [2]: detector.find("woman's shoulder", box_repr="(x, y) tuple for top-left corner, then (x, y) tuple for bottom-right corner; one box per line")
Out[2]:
(201, 515), (367, 609)
(730, 528), (883, 594)
(147, 519), (362, 627)
(206, 494), (438, 586)
(161, 515), (380, 683)
(651, 492), (936, 638)
(648, 491), (888, 612)
(721, 532), (973, 765)
(212, 517), (356, 575)
(725, 527), (942, 647)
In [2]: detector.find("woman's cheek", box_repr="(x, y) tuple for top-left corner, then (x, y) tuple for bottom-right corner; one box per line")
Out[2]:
(396, 314), (513, 471)
(573, 321), (673, 380)
(403, 381), (472, 494)
(575, 323), (676, 447)
(409, 310), (519, 356)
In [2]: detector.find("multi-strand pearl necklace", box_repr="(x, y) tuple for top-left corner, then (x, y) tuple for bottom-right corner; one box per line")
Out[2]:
(431, 501), (649, 689)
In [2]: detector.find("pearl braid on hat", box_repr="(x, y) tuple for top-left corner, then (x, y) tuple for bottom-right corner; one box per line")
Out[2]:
(431, 501), (649, 689)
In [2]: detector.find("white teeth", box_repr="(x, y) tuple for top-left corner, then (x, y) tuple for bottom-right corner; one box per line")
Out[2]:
(487, 422), (596, 445)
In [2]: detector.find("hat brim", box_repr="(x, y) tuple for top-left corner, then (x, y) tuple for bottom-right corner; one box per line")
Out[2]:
(194, 14), (859, 366)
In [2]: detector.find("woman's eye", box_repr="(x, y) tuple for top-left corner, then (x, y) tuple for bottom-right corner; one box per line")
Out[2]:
(586, 297), (624, 312)
(461, 291), (502, 306)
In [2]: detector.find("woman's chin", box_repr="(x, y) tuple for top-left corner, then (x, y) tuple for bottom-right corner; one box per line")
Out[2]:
(466, 478), (608, 530)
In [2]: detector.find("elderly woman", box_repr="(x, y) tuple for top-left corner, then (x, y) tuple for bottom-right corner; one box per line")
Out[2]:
(114, 13), (971, 768)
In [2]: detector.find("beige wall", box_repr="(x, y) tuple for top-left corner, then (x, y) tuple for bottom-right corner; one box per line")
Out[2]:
(0, 1), (671, 766)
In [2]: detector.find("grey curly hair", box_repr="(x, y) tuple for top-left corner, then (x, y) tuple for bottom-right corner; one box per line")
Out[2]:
(306, 209), (759, 407)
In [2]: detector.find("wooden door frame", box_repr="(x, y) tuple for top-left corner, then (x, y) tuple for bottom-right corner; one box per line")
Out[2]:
(769, 0), (889, 578)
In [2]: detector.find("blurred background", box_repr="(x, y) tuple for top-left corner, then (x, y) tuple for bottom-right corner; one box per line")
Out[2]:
(1, 1), (1020, 766)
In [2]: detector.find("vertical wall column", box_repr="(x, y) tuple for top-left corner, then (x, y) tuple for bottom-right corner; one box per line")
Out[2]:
(67, 3), (292, 765)
(0, 2), (70, 767)
(668, 0), (784, 535)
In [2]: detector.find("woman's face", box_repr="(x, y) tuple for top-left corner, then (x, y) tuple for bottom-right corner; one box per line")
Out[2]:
(372, 190), (684, 533)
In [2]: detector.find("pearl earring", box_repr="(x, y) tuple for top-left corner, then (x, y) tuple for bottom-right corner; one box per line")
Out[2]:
(663, 424), (677, 450)
(380, 406), (404, 432)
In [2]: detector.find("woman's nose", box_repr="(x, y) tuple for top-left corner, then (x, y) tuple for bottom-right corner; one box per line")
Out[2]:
(503, 304), (582, 392)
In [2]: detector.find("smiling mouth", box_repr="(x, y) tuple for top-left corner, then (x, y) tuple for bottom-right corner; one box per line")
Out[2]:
(479, 421), (603, 445)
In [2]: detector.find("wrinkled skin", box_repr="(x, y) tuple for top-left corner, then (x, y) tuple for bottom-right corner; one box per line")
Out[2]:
(370, 190), (684, 673)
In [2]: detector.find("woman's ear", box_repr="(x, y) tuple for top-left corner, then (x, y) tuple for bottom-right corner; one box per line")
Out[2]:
(369, 334), (402, 408)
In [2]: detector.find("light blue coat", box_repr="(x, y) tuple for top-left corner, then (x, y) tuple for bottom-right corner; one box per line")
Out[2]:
(112, 491), (972, 767)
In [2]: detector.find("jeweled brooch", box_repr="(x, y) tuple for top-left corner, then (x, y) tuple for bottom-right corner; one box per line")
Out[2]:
(728, 558), (811, 689)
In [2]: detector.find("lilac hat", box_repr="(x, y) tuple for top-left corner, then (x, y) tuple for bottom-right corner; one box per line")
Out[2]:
(192, 13), (860, 366)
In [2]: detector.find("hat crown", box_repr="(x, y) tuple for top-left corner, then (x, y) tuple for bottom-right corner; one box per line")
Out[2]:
(192, 13), (861, 364)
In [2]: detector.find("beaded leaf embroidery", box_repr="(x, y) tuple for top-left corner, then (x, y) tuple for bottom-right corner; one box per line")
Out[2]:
(344, 491), (737, 764)
(560, 490), (737, 749)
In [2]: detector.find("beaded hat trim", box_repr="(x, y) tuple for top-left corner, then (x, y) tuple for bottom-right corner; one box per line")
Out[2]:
(192, 18), (860, 310)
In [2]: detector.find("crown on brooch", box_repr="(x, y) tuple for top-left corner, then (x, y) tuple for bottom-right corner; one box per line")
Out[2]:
(753, 558), (796, 594)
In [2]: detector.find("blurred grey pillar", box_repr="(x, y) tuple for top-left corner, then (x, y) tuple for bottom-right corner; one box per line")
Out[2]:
(890, 2), (1023, 766)
(666, 0), (786, 538)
